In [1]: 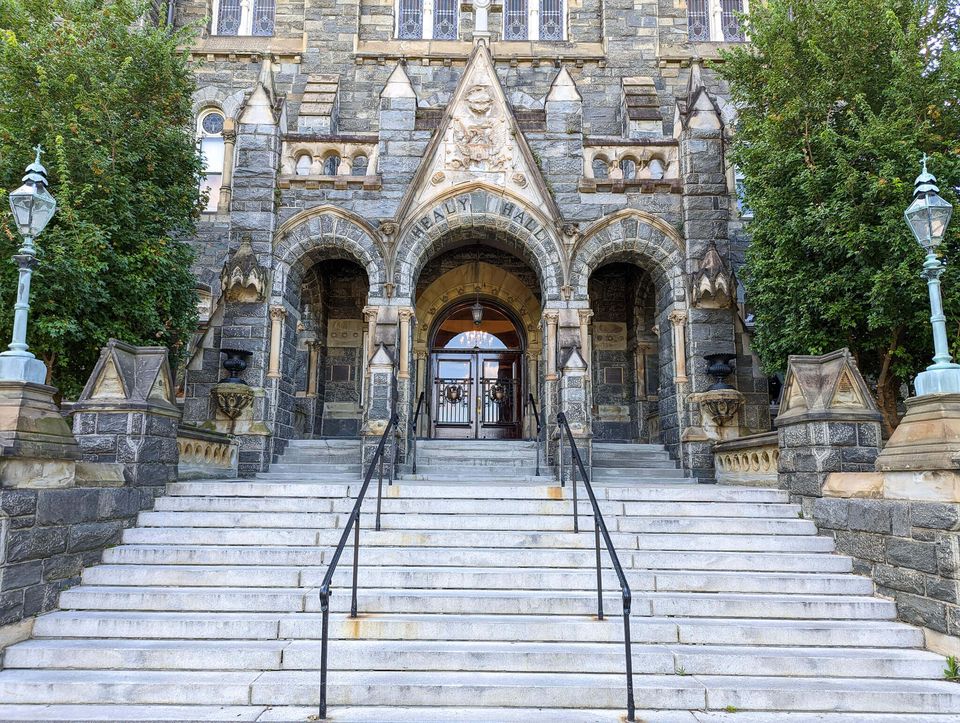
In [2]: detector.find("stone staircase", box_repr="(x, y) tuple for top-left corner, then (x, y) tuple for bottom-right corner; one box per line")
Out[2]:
(0, 441), (959, 721)
(401, 438), (553, 483)
(591, 441), (688, 484)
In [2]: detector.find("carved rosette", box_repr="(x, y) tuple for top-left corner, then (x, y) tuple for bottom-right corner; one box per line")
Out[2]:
(213, 383), (255, 420)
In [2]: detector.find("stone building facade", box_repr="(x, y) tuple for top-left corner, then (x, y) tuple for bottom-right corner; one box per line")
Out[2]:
(172, 0), (771, 478)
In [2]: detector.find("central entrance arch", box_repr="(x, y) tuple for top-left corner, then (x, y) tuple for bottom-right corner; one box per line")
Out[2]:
(429, 299), (525, 440)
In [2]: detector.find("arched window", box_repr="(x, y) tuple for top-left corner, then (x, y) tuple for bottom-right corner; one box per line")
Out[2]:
(592, 157), (609, 180)
(620, 158), (637, 181)
(648, 158), (665, 180)
(352, 154), (369, 176)
(295, 154), (312, 176)
(501, 0), (564, 40)
(198, 110), (225, 212)
(323, 154), (341, 176)
(214, 0), (275, 36)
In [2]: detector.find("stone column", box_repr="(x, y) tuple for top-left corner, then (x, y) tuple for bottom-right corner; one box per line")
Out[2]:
(415, 351), (428, 434)
(362, 344), (397, 473)
(544, 311), (559, 381)
(398, 308), (414, 380)
(363, 306), (379, 360)
(668, 309), (688, 383)
(218, 119), (236, 210)
(306, 340), (320, 397)
(558, 347), (591, 473)
(267, 305), (286, 380)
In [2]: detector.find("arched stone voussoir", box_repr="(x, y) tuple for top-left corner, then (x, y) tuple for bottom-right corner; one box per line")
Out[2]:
(393, 188), (566, 301)
(273, 209), (387, 301)
(571, 213), (686, 303)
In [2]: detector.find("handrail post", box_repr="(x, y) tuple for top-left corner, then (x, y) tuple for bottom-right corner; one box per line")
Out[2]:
(595, 516), (604, 620)
(571, 450), (579, 533)
(319, 592), (329, 719)
(350, 512), (360, 618)
(623, 594), (635, 722)
(375, 465), (384, 532)
(558, 426), (565, 488)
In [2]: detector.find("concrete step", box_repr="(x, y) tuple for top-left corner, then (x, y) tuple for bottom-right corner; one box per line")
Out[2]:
(265, 463), (362, 474)
(591, 468), (687, 479)
(121, 527), (325, 546)
(9, 639), (942, 679)
(593, 456), (676, 467)
(136, 511), (342, 529)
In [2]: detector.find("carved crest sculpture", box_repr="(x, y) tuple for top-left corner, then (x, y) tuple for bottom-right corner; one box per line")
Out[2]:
(449, 85), (511, 171)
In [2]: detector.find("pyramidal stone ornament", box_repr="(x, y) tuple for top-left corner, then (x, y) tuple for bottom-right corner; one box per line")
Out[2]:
(221, 235), (268, 303)
(691, 243), (734, 309)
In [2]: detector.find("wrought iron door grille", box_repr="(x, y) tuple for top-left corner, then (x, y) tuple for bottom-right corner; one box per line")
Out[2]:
(433, 0), (459, 39)
(687, 0), (710, 41)
(721, 0), (745, 41)
(503, 0), (529, 40)
(217, 0), (242, 35)
(435, 378), (472, 426)
(398, 0), (424, 39)
(481, 378), (519, 426)
(539, 0), (563, 40)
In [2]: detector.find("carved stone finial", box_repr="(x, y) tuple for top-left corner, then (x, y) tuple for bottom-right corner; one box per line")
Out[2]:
(691, 243), (734, 309)
(221, 236), (268, 303)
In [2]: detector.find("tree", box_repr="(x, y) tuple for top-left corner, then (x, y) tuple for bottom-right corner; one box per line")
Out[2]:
(0, 0), (201, 398)
(717, 0), (960, 431)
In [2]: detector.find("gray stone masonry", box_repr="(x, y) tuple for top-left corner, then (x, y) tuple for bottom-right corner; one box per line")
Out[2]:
(814, 496), (960, 645)
(71, 340), (181, 491)
(0, 482), (145, 627)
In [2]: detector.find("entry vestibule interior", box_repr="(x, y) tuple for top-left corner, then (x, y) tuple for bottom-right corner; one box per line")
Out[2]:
(412, 244), (544, 441)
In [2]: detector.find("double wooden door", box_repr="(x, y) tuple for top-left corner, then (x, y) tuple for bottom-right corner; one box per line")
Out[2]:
(431, 352), (522, 439)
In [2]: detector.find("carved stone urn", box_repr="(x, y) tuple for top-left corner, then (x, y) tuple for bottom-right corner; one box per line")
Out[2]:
(219, 348), (253, 384)
(704, 352), (737, 390)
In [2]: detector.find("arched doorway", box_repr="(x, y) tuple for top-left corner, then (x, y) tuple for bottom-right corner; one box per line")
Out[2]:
(429, 299), (526, 440)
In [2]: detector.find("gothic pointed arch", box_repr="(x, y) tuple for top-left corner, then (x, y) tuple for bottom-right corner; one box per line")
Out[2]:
(273, 206), (387, 302)
(391, 186), (566, 302)
(571, 210), (687, 305)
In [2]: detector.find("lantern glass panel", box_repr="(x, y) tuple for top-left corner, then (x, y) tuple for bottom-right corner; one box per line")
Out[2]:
(906, 192), (953, 251)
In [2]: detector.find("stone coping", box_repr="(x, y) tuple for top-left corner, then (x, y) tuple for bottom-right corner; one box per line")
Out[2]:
(187, 36), (304, 62)
(713, 431), (778, 454)
(177, 424), (234, 445)
(354, 39), (606, 66)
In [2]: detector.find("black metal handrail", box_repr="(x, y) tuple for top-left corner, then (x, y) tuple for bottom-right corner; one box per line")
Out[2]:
(556, 411), (636, 722)
(410, 391), (424, 473)
(527, 393), (543, 476)
(318, 411), (399, 720)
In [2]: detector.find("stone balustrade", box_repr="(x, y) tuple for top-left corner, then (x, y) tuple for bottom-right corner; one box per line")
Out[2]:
(176, 426), (238, 480)
(713, 431), (779, 487)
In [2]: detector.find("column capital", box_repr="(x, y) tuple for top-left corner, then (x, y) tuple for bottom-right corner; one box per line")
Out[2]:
(269, 305), (287, 322)
(362, 305), (380, 323)
(668, 308), (687, 326)
(398, 307), (415, 323)
(542, 310), (560, 324)
(578, 309), (594, 324)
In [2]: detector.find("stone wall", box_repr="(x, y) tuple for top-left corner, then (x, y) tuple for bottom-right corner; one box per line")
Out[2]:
(0, 480), (145, 636)
(813, 496), (960, 655)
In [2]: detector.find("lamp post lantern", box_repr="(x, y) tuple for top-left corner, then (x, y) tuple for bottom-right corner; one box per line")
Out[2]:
(905, 155), (958, 396)
(0, 146), (57, 384)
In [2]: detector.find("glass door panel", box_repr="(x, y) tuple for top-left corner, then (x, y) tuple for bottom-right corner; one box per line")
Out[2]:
(432, 356), (474, 438)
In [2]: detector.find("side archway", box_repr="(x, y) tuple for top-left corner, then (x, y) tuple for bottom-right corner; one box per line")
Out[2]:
(571, 210), (687, 305)
(273, 207), (387, 302)
(392, 187), (566, 302)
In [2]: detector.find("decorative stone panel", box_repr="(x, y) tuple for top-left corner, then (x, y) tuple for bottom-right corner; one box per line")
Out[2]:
(714, 431), (779, 487)
(177, 426), (239, 480)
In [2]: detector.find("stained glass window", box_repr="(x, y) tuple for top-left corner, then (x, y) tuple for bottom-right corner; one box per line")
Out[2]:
(539, 0), (563, 41)
(688, 0), (710, 41)
(503, 0), (528, 40)
(721, 0), (745, 41)
(216, 0), (241, 35)
(252, 0), (275, 36)
(398, 0), (424, 39)
(433, 0), (458, 39)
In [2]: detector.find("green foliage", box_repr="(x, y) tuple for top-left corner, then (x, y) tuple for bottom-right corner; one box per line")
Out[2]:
(0, 0), (201, 398)
(717, 0), (960, 423)
(946, 655), (960, 681)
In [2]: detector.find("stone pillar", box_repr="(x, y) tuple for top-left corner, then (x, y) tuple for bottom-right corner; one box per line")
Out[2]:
(363, 306), (379, 360)
(558, 347), (591, 472)
(543, 311), (559, 381)
(362, 344), (397, 472)
(415, 351), (428, 435)
(398, 308), (414, 380)
(668, 309), (688, 383)
(306, 341), (320, 397)
(70, 340), (181, 497)
(218, 119), (236, 210)
(0, 381), (79, 487)
(267, 305), (285, 380)
(775, 349), (883, 517)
